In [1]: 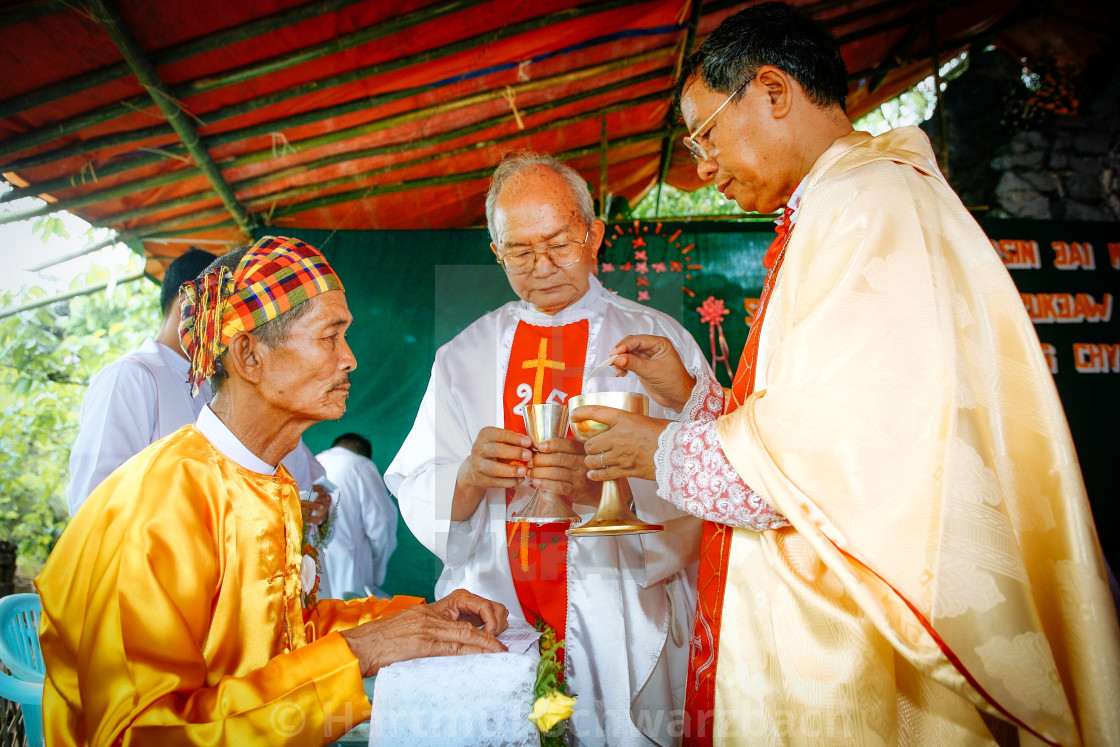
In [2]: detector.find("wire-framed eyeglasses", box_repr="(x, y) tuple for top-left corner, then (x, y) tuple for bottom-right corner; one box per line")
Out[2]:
(496, 229), (590, 274)
(682, 74), (755, 163)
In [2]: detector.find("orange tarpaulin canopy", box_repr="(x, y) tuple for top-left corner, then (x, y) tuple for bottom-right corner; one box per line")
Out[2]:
(0, 0), (1112, 277)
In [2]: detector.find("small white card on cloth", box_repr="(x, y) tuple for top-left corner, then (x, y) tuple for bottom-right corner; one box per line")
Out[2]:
(498, 619), (542, 655)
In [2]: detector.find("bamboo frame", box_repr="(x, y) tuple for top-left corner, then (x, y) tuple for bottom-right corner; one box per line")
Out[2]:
(2, 57), (676, 227)
(0, 0), (370, 120)
(103, 88), (674, 228)
(267, 127), (675, 220)
(89, 0), (255, 234)
(0, 0), (640, 165)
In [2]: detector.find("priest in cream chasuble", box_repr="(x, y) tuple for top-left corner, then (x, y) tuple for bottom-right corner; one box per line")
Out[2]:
(573, 6), (1120, 745)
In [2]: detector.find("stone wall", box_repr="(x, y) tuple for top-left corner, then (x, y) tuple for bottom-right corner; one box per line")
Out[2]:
(922, 44), (1119, 221)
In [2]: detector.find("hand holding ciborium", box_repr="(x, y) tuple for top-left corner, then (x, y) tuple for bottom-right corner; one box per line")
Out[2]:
(511, 403), (582, 523)
(565, 391), (663, 536)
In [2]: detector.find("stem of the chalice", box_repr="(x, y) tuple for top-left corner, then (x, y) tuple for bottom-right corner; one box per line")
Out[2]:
(512, 403), (582, 523)
(566, 391), (663, 536)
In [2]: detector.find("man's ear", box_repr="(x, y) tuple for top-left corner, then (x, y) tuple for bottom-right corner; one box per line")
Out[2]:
(225, 331), (265, 385)
(756, 65), (794, 119)
(588, 219), (606, 261)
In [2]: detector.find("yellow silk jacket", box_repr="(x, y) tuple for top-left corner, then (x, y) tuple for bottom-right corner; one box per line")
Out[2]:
(37, 424), (421, 746)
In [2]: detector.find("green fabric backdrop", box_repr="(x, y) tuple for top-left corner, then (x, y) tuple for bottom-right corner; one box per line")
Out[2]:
(264, 219), (1117, 599)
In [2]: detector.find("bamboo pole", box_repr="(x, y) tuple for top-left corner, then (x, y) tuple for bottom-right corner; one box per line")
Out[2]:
(0, 0), (371, 120)
(107, 89), (673, 227)
(268, 127), (674, 219)
(654, 0), (704, 216)
(1, 61), (675, 226)
(0, 0), (639, 164)
(233, 48), (674, 189)
(89, 0), (255, 235)
(22, 235), (120, 273)
(0, 0), (492, 161)
(0, 0), (653, 183)
(46, 127), (681, 260)
(0, 271), (147, 320)
(599, 117), (609, 219)
(0, 0), (69, 27)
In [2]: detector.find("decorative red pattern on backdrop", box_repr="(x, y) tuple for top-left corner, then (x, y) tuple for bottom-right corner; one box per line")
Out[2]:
(502, 319), (588, 647)
(683, 214), (793, 745)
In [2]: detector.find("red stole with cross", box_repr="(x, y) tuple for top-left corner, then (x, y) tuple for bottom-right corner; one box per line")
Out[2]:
(502, 319), (588, 646)
(683, 211), (793, 744)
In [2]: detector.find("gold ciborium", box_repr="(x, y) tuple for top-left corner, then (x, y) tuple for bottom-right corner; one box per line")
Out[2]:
(566, 391), (663, 536)
(512, 403), (582, 523)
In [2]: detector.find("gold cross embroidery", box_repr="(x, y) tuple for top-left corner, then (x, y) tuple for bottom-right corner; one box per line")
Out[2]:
(522, 338), (564, 404)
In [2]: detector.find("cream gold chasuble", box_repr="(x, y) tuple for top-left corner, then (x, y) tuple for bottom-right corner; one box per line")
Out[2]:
(38, 423), (421, 746)
(708, 128), (1120, 745)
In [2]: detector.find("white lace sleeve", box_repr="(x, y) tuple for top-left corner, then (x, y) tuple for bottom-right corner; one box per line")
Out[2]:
(668, 368), (724, 423)
(654, 419), (790, 531)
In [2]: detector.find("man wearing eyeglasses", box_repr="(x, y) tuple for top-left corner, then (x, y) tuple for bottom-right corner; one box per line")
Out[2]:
(387, 152), (706, 745)
(572, 3), (1120, 745)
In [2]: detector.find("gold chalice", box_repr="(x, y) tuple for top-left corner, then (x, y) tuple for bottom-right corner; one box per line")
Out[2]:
(512, 403), (582, 523)
(566, 391), (663, 536)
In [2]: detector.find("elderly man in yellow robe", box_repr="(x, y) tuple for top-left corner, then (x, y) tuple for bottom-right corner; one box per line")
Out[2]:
(36, 236), (509, 745)
(574, 3), (1120, 746)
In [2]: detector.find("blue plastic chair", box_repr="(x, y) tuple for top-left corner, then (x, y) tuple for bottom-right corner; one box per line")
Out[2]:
(0, 593), (44, 747)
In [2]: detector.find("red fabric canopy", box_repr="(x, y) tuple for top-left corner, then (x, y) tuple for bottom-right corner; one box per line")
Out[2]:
(0, 0), (1112, 276)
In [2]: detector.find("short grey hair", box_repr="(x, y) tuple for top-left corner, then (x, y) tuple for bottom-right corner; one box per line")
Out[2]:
(484, 152), (595, 243)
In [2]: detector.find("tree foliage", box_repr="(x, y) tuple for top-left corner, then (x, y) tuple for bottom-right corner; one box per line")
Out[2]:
(633, 183), (743, 218)
(0, 267), (157, 571)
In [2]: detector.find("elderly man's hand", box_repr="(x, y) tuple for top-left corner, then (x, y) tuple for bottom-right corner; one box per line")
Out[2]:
(340, 590), (509, 678)
(608, 335), (695, 413)
(452, 428), (532, 520)
(301, 484), (332, 526)
(528, 437), (604, 508)
(571, 407), (673, 483)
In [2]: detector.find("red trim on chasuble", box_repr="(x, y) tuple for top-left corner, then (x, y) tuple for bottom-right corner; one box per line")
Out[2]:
(684, 224), (791, 745)
(502, 319), (588, 646)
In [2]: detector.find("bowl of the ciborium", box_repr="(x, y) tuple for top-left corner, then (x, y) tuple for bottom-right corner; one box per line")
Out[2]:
(567, 391), (649, 441)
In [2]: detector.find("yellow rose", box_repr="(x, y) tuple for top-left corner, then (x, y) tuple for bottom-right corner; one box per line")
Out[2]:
(528, 691), (577, 732)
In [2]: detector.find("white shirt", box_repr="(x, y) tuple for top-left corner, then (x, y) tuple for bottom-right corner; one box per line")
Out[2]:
(386, 275), (706, 746)
(315, 446), (398, 599)
(67, 338), (325, 515)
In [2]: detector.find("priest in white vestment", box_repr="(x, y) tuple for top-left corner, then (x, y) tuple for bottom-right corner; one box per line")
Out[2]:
(386, 153), (706, 746)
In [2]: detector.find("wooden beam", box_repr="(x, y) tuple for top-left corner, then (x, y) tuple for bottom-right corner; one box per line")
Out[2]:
(89, 0), (255, 235)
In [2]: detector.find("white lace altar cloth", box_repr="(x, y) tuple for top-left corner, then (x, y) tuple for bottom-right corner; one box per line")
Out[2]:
(368, 651), (539, 746)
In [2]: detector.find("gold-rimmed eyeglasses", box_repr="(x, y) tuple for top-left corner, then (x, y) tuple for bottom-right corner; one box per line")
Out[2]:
(682, 74), (755, 163)
(496, 229), (590, 274)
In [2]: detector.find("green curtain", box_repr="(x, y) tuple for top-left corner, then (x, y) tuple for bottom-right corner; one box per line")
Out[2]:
(261, 218), (1117, 598)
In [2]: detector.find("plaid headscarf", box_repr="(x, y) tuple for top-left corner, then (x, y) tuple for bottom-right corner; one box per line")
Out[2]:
(179, 235), (344, 394)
